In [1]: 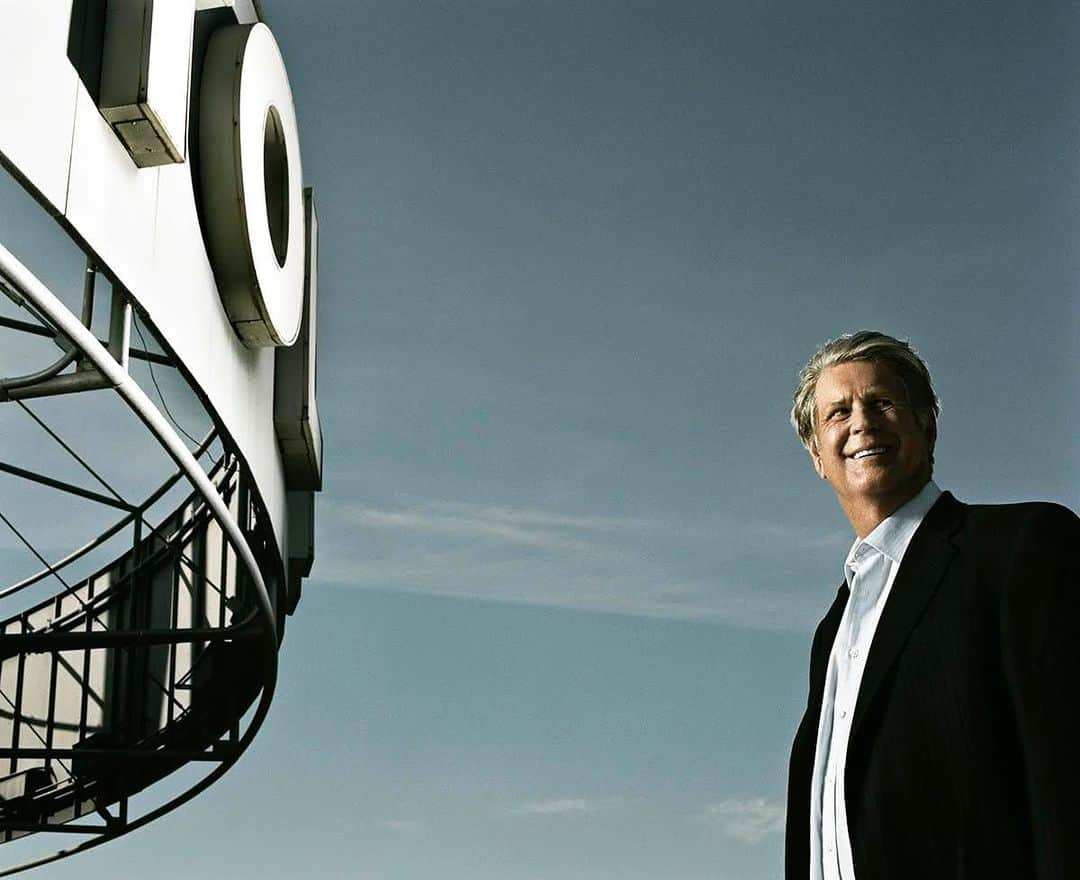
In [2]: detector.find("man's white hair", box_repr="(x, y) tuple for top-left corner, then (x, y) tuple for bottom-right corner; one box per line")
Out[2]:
(790, 330), (940, 465)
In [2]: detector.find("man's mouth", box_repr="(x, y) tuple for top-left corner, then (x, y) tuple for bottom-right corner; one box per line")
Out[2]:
(850, 446), (889, 460)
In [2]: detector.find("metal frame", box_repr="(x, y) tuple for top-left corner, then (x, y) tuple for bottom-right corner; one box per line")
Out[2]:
(0, 242), (281, 874)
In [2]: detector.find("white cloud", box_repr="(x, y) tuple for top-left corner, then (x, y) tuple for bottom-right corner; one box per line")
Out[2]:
(704, 798), (785, 844)
(326, 499), (641, 554)
(507, 797), (595, 816)
(315, 497), (842, 630)
(379, 819), (428, 833)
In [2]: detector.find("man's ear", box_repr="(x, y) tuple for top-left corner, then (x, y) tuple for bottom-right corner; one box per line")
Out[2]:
(809, 442), (825, 479)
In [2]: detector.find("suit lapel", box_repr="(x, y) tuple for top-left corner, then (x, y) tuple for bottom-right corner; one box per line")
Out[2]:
(794, 583), (849, 773)
(850, 492), (964, 742)
(787, 581), (850, 878)
(811, 584), (849, 706)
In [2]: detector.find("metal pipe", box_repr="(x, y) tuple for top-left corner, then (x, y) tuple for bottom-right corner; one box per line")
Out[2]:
(0, 315), (174, 367)
(0, 243), (276, 650)
(0, 462), (135, 512)
(3, 370), (112, 400)
(0, 432), (220, 600)
(0, 263), (96, 396)
(0, 244), (279, 872)
(0, 747), (234, 762)
(0, 825), (108, 837)
(106, 288), (131, 370)
(0, 614), (260, 659)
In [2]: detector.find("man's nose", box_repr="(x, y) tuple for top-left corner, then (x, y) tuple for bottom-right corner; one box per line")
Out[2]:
(850, 401), (881, 432)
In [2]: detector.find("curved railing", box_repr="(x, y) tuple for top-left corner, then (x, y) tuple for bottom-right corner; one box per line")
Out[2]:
(0, 245), (284, 874)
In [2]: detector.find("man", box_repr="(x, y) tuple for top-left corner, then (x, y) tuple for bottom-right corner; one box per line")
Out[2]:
(784, 330), (1078, 879)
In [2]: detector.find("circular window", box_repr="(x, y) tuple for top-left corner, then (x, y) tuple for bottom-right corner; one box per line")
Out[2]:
(199, 23), (305, 347)
(263, 106), (290, 268)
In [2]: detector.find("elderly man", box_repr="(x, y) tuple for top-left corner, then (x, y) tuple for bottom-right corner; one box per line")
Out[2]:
(784, 331), (1079, 879)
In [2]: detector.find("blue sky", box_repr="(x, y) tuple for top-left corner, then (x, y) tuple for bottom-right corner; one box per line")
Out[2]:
(1, 1), (1078, 877)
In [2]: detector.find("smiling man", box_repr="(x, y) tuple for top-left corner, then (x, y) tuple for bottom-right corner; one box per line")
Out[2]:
(784, 331), (1079, 880)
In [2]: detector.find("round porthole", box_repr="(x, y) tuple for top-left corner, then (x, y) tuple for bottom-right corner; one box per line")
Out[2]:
(263, 106), (289, 269)
(199, 24), (305, 348)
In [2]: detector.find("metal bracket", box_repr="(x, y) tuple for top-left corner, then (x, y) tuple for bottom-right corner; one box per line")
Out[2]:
(0, 263), (133, 402)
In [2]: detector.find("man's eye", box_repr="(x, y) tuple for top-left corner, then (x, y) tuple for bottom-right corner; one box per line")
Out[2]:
(829, 408), (849, 419)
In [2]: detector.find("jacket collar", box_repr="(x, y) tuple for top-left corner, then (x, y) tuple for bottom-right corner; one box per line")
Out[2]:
(848, 480), (942, 571)
(849, 490), (965, 741)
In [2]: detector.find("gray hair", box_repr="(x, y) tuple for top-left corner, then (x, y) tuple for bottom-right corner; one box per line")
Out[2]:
(790, 330), (940, 457)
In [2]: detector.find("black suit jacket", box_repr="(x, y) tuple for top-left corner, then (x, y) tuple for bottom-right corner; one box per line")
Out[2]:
(785, 492), (1080, 879)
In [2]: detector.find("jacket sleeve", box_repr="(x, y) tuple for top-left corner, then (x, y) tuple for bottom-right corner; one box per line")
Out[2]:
(999, 503), (1080, 880)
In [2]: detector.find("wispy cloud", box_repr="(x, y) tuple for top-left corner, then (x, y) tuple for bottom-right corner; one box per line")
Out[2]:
(506, 797), (596, 816)
(316, 497), (844, 630)
(325, 498), (842, 551)
(379, 819), (428, 833)
(331, 500), (637, 554)
(704, 798), (785, 844)
(357, 502), (643, 533)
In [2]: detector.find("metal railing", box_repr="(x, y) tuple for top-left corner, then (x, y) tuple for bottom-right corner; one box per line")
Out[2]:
(0, 243), (283, 874)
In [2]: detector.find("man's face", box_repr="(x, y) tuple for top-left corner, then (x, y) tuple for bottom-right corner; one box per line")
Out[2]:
(810, 360), (933, 514)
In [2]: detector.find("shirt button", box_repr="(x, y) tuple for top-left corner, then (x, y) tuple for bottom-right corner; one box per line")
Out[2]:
(848, 647), (859, 658)
(839, 709), (848, 719)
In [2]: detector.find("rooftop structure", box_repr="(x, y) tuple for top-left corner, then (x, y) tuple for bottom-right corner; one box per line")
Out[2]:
(0, 1), (322, 871)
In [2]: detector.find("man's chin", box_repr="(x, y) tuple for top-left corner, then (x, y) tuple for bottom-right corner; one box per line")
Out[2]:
(846, 476), (928, 506)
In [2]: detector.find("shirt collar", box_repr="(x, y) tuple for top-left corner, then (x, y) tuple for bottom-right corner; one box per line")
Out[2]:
(844, 480), (943, 574)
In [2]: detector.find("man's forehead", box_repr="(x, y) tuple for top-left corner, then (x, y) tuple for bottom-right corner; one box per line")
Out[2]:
(814, 361), (906, 405)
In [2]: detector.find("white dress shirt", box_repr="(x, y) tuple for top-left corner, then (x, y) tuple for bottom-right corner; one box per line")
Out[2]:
(809, 480), (942, 880)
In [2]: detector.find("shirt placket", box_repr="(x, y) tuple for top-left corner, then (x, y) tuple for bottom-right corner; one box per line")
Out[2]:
(812, 649), (838, 880)
(827, 550), (875, 880)
(840, 549), (885, 879)
(822, 596), (853, 874)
